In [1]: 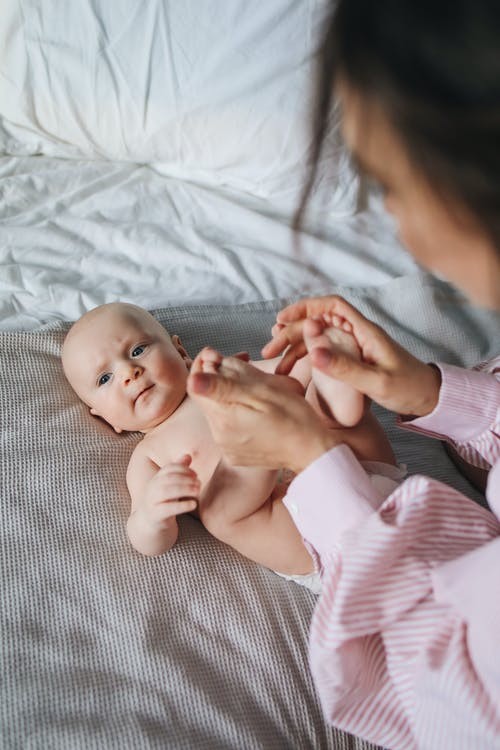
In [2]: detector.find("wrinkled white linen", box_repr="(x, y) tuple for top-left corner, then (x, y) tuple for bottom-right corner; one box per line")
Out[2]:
(0, 154), (416, 329)
(1, 0), (333, 195)
(0, 0), (418, 329)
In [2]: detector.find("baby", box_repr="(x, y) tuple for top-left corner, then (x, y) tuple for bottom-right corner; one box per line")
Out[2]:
(62, 302), (398, 591)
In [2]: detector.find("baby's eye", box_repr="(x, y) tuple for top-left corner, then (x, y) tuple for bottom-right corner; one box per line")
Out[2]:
(131, 345), (146, 357)
(98, 373), (111, 386)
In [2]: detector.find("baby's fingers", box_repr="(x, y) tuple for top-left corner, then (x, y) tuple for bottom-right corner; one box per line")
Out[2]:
(158, 498), (198, 517)
(154, 472), (201, 499)
(157, 464), (198, 481)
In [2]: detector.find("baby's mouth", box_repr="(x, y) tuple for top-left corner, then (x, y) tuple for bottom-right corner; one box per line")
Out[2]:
(134, 385), (154, 404)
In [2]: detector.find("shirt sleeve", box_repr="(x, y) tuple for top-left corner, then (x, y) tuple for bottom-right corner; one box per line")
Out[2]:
(283, 444), (384, 559)
(284, 401), (500, 748)
(398, 358), (500, 470)
(286, 451), (500, 748)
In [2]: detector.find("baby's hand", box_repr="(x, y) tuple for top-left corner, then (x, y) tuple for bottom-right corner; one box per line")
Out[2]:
(142, 455), (200, 529)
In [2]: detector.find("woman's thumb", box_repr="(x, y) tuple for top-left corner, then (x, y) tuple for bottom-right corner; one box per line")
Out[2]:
(310, 346), (377, 396)
(187, 371), (238, 403)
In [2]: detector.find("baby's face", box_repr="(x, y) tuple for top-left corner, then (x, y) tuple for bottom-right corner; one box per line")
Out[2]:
(62, 304), (190, 433)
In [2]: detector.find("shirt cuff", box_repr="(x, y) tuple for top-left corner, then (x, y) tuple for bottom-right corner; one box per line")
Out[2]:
(398, 363), (500, 442)
(432, 536), (500, 623)
(283, 444), (384, 558)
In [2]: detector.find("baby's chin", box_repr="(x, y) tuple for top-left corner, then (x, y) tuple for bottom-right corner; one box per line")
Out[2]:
(133, 407), (177, 434)
(114, 391), (187, 433)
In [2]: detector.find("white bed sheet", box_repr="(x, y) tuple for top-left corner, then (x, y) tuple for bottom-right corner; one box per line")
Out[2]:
(0, 154), (418, 329)
(0, 0), (419, 330)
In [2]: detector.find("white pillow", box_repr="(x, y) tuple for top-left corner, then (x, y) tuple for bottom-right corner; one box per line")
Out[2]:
(0, 0), (351, 199)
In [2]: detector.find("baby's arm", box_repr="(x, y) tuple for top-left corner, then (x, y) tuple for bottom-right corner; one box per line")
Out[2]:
(126, 451), (199, 556)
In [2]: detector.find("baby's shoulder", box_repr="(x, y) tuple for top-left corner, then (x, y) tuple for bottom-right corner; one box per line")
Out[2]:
(126, 438), (160, 494)
(127, 438), (155, 474)
(129, 436), (148, 462)
(128, 423), (178, 472)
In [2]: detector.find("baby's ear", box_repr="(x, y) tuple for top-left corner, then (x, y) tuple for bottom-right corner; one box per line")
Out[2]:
(172, 335), (192, 369)
(90, 407), (122, 433)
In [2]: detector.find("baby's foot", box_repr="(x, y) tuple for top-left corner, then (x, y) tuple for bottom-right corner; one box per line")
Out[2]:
(192, 347), (224, 375)
(304, 319), (365, 426)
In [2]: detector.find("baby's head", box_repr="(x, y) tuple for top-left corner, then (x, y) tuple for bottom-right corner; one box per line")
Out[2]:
(62, 303), (191, 433)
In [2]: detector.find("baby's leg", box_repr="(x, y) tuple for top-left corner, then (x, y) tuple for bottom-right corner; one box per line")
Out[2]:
(199, 463), (314, 576)
(304, 318), (365, 427)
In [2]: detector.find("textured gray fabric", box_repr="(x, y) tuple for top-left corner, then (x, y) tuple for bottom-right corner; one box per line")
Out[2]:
(1, 273), (499, 749)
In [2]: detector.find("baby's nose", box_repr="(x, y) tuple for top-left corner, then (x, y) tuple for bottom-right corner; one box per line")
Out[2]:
(123, 364), (143, 384)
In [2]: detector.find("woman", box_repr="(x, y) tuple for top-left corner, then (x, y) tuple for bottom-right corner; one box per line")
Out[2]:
(187, 1), (500, 747)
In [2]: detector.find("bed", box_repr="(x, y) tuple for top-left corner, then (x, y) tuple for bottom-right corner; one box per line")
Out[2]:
(1, 2), (499, 749)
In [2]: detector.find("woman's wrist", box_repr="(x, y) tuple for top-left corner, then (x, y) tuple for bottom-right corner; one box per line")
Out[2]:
(289, 428), (341, 475)
(412, 363), (442, 418)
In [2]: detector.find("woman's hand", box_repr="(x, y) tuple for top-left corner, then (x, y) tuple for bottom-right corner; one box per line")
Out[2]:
(187, 348), (340, 474)
(262, 295), (442, 418)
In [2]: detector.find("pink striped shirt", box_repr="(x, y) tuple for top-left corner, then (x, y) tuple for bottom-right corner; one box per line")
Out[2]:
(284, 357), (500, 749)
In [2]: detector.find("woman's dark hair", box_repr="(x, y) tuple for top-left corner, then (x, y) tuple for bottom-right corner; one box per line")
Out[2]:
(297, 0), (500, 250)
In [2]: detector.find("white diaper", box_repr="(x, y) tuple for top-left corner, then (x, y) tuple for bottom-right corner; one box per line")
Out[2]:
(273, 569), (323, 595)
(274, 462), (407, 595)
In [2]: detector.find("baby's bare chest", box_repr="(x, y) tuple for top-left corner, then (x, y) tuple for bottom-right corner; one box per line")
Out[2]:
(143, 406), (221, 487)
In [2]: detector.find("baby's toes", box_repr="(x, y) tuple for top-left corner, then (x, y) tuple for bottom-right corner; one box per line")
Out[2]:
(201, 360), (220, 374)
(200, 346), (223, 363)
(303, 318), (328, 352)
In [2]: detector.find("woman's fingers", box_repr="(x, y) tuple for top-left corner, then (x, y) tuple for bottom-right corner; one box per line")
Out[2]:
(189, 355), (340, 472)
(273, 296), (400, 375)
(278, 296), (386, 351)
(274, 341), (308, 375)
(276, 295), (363, 326)
(188, 355), (269, 407)
(276, 295), (344, 324)
(309, 345), (381, 397)
(274, 373), (306, 396)
(262, 321), (306, 359)
(188, 354), (304, 415)
(264, 296), (387, 363)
